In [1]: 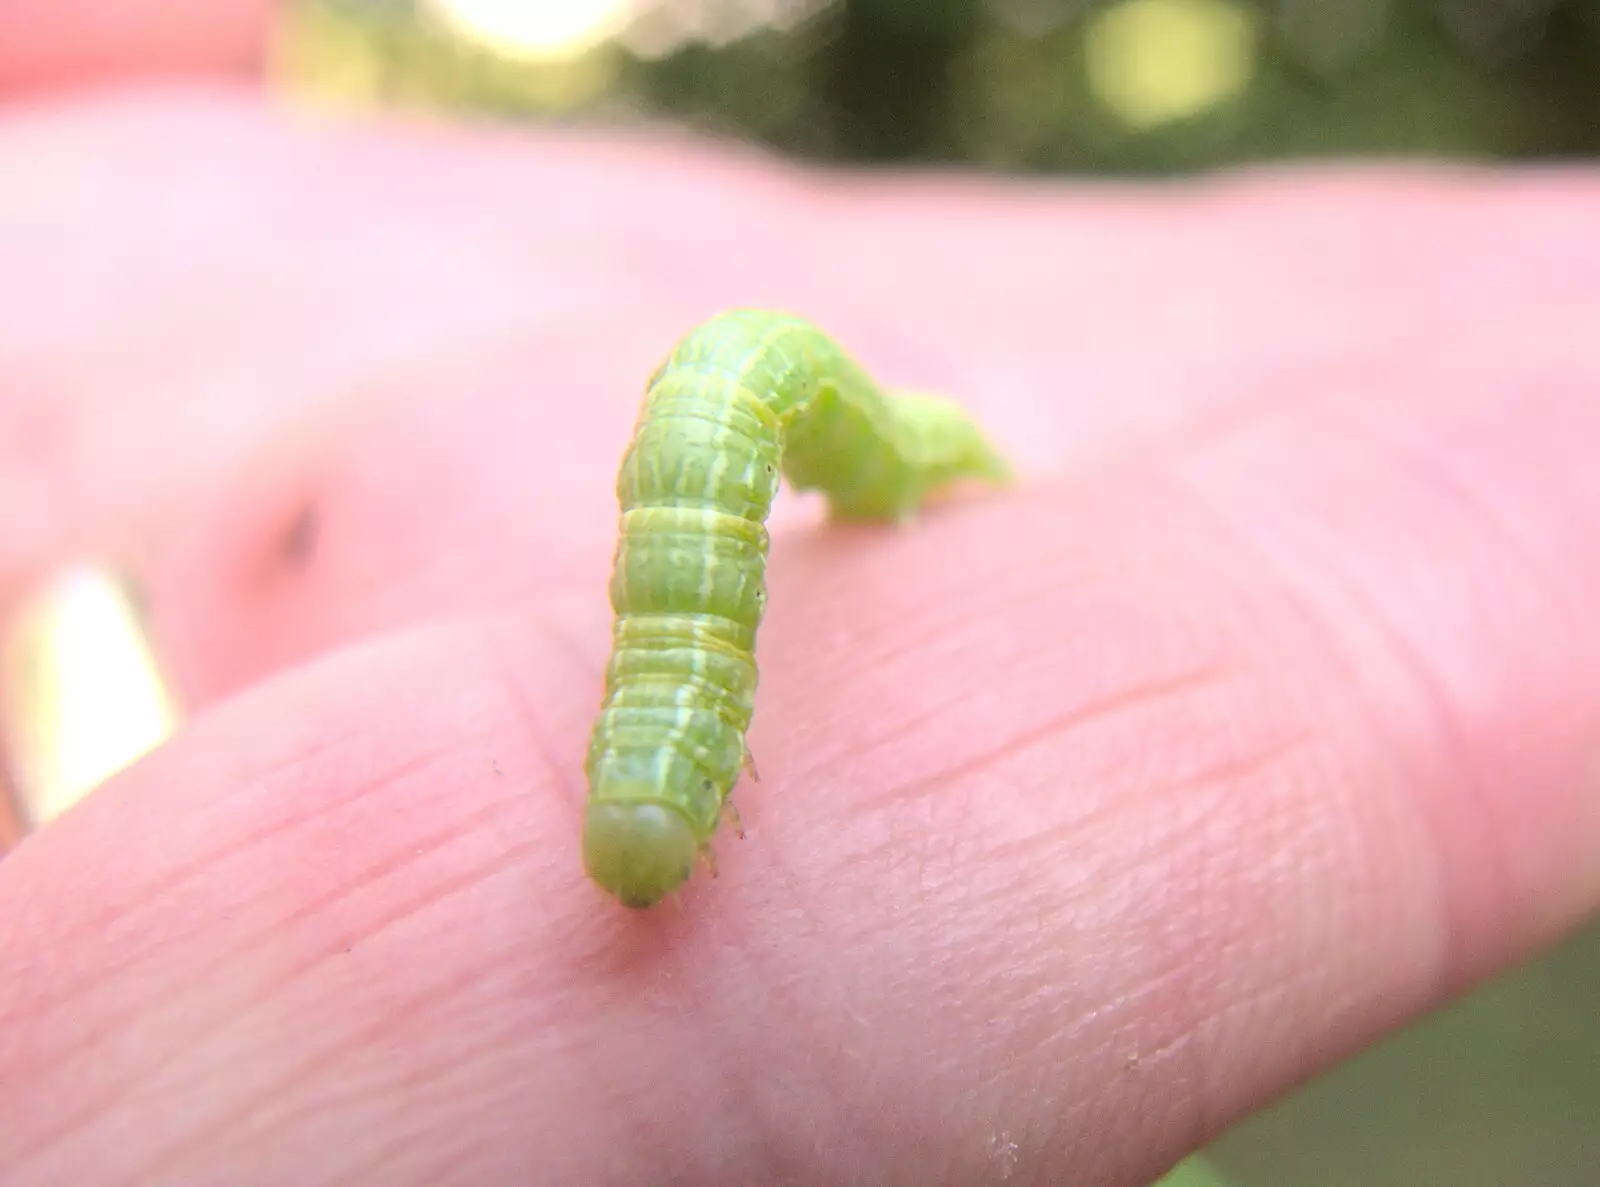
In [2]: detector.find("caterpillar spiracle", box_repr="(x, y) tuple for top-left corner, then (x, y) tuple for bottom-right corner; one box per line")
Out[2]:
(583, 310), (1011, 908)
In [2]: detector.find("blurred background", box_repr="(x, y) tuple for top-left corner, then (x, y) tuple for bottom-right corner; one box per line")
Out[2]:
(260, 3), (1595, 1185)
(272, 0), (1600, 172)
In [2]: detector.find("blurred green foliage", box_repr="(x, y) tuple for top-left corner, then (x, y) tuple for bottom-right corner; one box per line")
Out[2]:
(281, 0), (1600, 173)
(1159, 1156), (1246, 1186)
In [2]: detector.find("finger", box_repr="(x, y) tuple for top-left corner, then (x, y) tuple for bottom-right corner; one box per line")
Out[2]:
(0, 0), (272, 95)
(2, 363), (1598, 1185)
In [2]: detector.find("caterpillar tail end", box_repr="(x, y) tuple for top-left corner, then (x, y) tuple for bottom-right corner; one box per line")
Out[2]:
(969, 440), (1012, 487)
(583, 801), (701, 909)
(889, 388), (1013, 488)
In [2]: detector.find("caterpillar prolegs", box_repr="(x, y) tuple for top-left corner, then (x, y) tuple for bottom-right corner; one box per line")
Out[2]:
(583, 310), (1010, 908)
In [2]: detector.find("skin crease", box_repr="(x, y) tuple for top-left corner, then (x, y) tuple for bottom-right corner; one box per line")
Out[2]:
(4, 10), (1600, 1187)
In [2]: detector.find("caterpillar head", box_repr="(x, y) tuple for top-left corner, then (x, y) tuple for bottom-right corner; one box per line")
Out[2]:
(583, 801), (700, 909)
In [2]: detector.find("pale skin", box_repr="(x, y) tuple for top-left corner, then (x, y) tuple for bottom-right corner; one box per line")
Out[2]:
(3, 5), (1600, 1186)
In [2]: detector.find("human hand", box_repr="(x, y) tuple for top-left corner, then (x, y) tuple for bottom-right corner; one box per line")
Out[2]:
(4, 8), (1600, 1185)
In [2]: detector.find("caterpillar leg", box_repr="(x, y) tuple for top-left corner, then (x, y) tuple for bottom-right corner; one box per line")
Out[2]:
(722, 798), (746, 840)
(700, 845), (720, 878)
(742, 747), (761, 783)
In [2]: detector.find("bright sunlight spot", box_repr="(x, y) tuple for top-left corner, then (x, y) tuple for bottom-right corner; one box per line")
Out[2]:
(425, 0), (635, 59)
(1, 566), (179, 821)
(620, 0), (835, 58)
(1084, 0), (1258, 129)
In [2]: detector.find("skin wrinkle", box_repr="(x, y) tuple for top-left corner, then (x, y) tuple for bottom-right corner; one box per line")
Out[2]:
(1260, 512), (1466, 957)
(98, 858), (544, 1187)
(784, 685), (964, 786)
(1098, 459), (1453, 1106)
(345, 1142), (480, 1187)
(1054, 986), (1204, 1187)
(683, 897), (879, 1181)
(849, 662), (1235, 823)
(548, 900), (879, 1187)
(402, 1140), (544, 1187)
(768, 496), (1118, 670)
(1344, 385), (1596, 606)
(678, 860), (1014, 1185)
(982, 728), (1314, 876)
(770, 596), (1142, 791)
(1222, 437), (1512, 993)
(104, 824), (561, 1187)
(1025, 947), (1211, 1179)
(768, 591), (1216, 831)
(488, 611), (595, 817)
(7, 738), (530, 1178)
(797, 730), (1314, 1183)
(0, 713), (376, 1043)
(1323, 393), (1600, 976)
(825, 679), (1261, 939)
(1192, 955), (1352, 1134)
(1322, 395), (1581, 649)
(264, 983), (543, 1186)
(298, 967), (604, 1187)
(91, 848), (632, 1184)
(1230, 791), (1396, 1082)
(1310, 403), (1557, 933)
(765, 553), (1141, 783)
(1178, 775), (1331, 1142)
(1067, 759), (1292, 1160)
(0, 723), (440, 1054)
(1141, 436), (1463, 970)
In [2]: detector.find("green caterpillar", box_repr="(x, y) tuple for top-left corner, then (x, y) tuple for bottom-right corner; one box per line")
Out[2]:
(583, 310), (1010, 908)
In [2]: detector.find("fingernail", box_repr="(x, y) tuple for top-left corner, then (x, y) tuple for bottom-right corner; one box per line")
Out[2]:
(1, 563), (182, 843)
